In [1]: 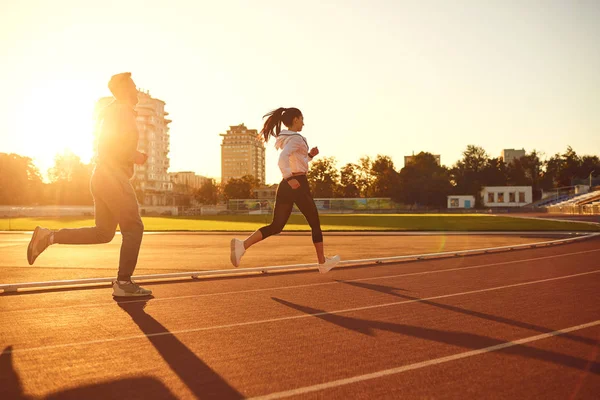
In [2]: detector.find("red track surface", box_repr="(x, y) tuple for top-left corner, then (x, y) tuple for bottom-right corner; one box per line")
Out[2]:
(1, 236), (599, 399)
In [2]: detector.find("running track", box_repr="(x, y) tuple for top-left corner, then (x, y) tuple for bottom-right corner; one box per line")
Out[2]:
(1, 236), (599, 399)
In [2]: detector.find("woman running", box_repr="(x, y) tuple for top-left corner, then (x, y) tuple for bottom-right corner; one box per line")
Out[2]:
(230, 107), (340, 273)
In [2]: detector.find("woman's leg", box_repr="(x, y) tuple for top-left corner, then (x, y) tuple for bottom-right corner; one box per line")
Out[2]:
(293, 180), (325, 263)
(244, 200), (293, 249)
(231, 181), (295, 267)
(246, 180), (294, 248)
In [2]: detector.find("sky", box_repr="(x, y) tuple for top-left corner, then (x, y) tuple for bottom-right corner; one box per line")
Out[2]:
(1, 0), (599, 184)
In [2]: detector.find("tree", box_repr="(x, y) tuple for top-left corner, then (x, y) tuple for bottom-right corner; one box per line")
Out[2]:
(450, 145), (490, 207)
(356, 156), (375, 197)
(482, 157), (508, 186)
(0, 153), (44, 205)
(397, 152), (451, 208)
(519, 150), (544, 199)
(541, 146), (588, 189)
(338, 163), (361, 198)
(370, 155), (400, 197)
(195, 178), (219, 205)
(307, 157), (339, 198)
(541, 152), (563, 190)
(560, 146), (581, 187)
(46, 151), (93, 205)
(222, 175), (258, 200)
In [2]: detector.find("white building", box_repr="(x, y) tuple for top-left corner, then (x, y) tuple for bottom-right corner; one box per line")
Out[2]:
(220, 124), (266, 184)
(94, 90), (173, 206)
(481, 186), (532, 207)
(447, 195), (476, 209)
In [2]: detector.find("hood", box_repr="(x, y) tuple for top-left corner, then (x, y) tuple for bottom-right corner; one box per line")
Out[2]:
(275, 130), (304, 150)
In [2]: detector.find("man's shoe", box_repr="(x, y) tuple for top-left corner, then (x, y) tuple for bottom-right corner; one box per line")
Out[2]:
(27, 226), (53, 265)
(318, 255), (340, 274)
(112, 281), (152, 297)
(230, 238), (245, 267)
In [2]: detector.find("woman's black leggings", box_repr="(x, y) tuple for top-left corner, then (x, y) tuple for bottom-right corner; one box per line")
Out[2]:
(259, 175), (323, 243)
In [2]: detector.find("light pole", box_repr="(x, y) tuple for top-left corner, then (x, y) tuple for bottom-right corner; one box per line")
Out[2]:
(590, 170), (595, 189)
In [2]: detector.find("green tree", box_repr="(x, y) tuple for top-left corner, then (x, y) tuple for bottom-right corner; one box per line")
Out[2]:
(370, 155), (400, 197)
(356, 156), (374, 197)
(46, 151), (93, 205)
(450, 145), (490, 207)
(307, 157), (339, 198)
(195, 178), (219, 205)
(482, 157), (508, 186)
(560, 146), (582, 187)
(397, 152), (451, 208)
(222, 175), (258, 200)
(0, 153), (44, 205)
(519, 150), (544, 199)
(338, 163), (361, 198)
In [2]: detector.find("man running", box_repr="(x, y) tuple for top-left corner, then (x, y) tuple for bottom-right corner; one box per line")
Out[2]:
(27, 72), (151, 297)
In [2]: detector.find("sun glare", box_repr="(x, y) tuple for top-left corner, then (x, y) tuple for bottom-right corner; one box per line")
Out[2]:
(14, 77), (98, 177)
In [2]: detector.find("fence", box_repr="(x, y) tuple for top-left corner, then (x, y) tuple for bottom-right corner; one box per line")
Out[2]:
(227, 198), (403, 214)
(0, 205), (179, 217)
(548, 204), (600, 215)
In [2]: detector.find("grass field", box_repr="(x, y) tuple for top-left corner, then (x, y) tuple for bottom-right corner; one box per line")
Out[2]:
(0, 214), (598, 232)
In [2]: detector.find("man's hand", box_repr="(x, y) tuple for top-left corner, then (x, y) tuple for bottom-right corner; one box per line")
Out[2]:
(309, 147), (319, 158)
(287, 178), (300, 189)
(134, 151), (148, 165)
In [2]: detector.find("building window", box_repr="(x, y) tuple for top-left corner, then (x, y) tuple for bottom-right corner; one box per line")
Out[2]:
(450, 198), (459, 207)
(519, 192), (526, 203)
(488, 193), (495, 203)
(509, 192), (516, 202)
(498, 193), (505, 203)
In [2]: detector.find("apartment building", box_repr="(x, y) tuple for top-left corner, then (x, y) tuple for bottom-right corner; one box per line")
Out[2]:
(220, 124), (266, 184)
(94, 90), (173, 205)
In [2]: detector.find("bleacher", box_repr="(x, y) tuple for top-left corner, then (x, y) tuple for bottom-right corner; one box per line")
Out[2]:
(528, 194), (572, 208)
(546, 190), (600, 215)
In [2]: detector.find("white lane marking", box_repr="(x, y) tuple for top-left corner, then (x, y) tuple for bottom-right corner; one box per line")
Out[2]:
(249, 320), (600, 400)
(2, 269), (598, 355)
(2, 248), (599, 314)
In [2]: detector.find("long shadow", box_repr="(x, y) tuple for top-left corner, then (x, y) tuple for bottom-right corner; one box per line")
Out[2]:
(0, 346), (31, 400)
(1, 345), (178, 400)
(338, 280), (598, 346)
(272, 297), (600, 374)
(45, 377), (178, 400)
(116, 297), (243, 399)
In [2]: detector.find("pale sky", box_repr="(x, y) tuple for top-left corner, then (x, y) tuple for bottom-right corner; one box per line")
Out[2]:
(1, 0), (598, 184)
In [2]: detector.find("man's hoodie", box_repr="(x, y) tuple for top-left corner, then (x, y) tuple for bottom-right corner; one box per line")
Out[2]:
(275, 130), (312, 180)
(96, 100), (139, 178)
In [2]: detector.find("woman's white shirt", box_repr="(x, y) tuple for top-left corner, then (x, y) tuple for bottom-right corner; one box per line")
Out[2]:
(275, 130), (311, 179)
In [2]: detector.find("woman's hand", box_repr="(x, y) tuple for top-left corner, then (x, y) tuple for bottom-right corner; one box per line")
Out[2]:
(309, 147), (319, 158)
(287, 178), (300, 189)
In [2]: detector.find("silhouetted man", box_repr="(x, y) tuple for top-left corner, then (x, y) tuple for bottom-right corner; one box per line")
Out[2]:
(27, 72), (151, 297)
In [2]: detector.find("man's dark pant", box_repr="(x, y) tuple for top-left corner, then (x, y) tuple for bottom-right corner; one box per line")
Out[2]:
(53, 165), (144, 280)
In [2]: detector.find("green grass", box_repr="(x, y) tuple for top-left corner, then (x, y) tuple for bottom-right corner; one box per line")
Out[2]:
(1, 214), (598, 232)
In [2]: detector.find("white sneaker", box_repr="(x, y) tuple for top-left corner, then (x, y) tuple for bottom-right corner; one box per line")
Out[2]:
(230, 238), (245, 267)
(27, 226), (53, 265)
(112, 281), (152, 297)
(318, 255), (340, 274)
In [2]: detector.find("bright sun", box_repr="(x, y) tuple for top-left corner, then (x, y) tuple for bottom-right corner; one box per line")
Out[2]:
(14, 77), (98, 178)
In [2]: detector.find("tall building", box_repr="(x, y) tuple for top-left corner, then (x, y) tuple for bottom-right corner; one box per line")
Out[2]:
(220, 124), (266, 184)
(501, 148), (526, 165)
(404, 153), (441, 167)
(94, 90), (173, 206)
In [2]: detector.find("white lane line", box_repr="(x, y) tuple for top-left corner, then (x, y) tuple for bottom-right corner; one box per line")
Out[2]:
(2, 269), (599, 356)
(2, 248), (599, 314)
(249, 319), (600, 400)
